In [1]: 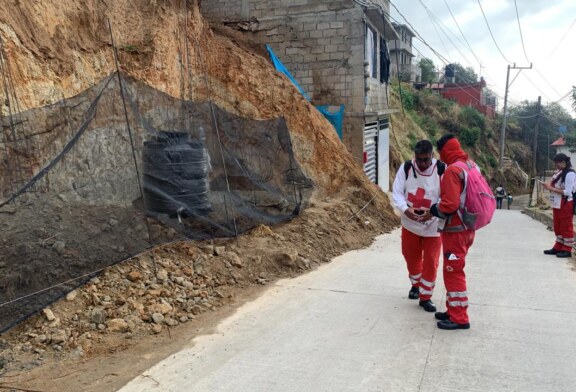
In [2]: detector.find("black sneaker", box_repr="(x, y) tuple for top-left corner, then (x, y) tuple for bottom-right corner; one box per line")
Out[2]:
(408, 286), (419, 300)
(434, 311), (449, 321)
(437, 320), (470, 330)
(556, 251), (572, 258)
(543, 248), (559, 255)
(419, 300), (436, 312)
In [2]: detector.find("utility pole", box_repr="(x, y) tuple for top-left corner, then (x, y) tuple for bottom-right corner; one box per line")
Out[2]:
(499, 63), (532, 169)
(529, 96), (542, 207)
(531, 96), (542, 181)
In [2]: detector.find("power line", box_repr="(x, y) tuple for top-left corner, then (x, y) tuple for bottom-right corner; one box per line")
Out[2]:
(393, 0), (511, 101)
(389, 1), (503, 107)
(476, 0), (512, 64)
(520, 72), (553, 102)
(419, 0), (475, 68)
(533, 66), (562, 97)
(513, 0), (530, 63)
(443, 0), (481, 65)
(547, 17), (576, 58)
(389, 1), (451, 65)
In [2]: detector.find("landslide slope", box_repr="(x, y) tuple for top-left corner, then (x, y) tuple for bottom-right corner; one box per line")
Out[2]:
(0, 1), (398, 390)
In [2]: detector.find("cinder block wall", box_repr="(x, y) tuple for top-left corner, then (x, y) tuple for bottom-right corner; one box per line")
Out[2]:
(201, 0), (365, 111)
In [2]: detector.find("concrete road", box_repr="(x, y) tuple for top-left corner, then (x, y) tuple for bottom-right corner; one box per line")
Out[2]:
(118, 210), (576, 392)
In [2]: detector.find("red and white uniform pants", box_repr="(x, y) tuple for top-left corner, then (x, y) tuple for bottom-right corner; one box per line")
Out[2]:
(552, 199), (574, 252)
(441, 230), (475, 324)
(401, 228), (441, 301)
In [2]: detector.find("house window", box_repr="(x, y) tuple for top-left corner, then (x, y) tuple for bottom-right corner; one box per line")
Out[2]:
(365, 25), (377, 79)
(380, 36), (390, 84)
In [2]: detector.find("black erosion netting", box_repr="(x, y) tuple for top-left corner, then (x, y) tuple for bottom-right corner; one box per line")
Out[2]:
(0, 72), (312, 332)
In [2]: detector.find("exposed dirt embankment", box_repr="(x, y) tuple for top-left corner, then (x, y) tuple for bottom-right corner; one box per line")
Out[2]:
(0, 1), (398, 389)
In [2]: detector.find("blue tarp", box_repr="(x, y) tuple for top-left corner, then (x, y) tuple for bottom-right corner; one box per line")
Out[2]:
(316, 105), (344, 140)
(266, 44), (344, 139)
(266, 44), (311, 101)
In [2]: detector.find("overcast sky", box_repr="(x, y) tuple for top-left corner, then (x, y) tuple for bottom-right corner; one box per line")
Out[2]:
(390, 0), (576, 115)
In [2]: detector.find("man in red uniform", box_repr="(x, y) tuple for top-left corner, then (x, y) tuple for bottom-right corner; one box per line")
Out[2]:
(430, 134), (474, 330)
(392, 140), (443, 313)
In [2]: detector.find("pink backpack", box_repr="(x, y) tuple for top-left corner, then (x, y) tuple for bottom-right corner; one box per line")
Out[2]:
(453, 160), (496, 230)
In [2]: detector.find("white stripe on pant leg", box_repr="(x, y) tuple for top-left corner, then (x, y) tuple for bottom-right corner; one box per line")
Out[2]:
(409, 274), (421, 285)
(447, 300), (469, 307)
(420, 278), (435, 287)
(419, 289), (433, 296)
(447, 291), (468, 298)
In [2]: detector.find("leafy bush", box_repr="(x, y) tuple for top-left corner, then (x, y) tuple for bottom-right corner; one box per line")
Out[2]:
(458, 106), (486, 131)
(459, 126), (480, 146)
(439, 98), (455, 114)
(407, 132), (418, 150)
(413, 113), (439, 137)
(487, 154), (498, 168)
(399, 90), (415, 111)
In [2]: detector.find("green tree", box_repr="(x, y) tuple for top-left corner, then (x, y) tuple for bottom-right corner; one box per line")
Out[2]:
(571, 85), (576, 112)
(442, 62), (478, 84)
(508, 100), (575, 173)
(419, 58), (437, 83)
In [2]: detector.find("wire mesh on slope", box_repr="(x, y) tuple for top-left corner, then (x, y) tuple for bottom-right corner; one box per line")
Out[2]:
(0, 72), (312, 332)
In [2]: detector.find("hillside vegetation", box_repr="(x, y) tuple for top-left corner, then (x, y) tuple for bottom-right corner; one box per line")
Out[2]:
(388, 82), (530, 194)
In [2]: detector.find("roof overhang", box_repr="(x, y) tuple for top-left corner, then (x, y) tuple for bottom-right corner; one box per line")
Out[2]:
(365, 8), (399, 40)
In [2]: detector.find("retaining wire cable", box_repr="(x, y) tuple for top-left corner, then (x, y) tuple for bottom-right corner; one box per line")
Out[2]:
(107, 19), (156, 282)
(191, 24), (239, 238)
(476, 0), (512, 64)
(0, 75), (115, 209)
(0, 38), (25, 192)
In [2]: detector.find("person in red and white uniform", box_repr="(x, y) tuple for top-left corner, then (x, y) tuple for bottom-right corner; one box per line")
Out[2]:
(429, 134), (476, 330)
(392, 140), (443, 313)
(543, 153), (575, 258)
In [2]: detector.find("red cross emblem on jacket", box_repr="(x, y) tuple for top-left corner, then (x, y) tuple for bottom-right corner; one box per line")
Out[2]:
(407, 187), (432, 209)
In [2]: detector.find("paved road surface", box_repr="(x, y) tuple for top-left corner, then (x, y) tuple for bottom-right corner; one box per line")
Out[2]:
(118, 209), (576, 392)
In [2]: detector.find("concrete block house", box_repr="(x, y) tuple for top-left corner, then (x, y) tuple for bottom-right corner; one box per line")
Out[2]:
(389, 23), (421, 83)
(201, 0), (399, 190)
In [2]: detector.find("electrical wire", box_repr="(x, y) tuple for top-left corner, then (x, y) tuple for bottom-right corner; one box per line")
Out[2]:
(513, 0), (530, 63)
(520, 72), (553, 102)
(546, 17), (576, 58)
(533, 66), (562, 97)
(419, 0), (475, 68)
(443, 0), (482, 66)
(476, 0), (512, 64)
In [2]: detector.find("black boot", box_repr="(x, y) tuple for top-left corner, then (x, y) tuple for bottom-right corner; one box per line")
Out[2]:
(434, 311), (449, 321)
(437, 320), (470, 330)
(543, 248), (559, 255)
(556, 251), (572, 258)
(408, 286), (419, 300)
(419, 300), (436, 312)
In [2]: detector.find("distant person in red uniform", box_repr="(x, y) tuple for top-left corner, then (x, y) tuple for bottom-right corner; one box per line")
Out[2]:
(430, 134), (476, 330)
(543, 153), (575, 258)
(392, 140), (443, 313)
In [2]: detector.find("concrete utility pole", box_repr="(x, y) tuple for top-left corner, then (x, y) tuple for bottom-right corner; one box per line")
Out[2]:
(531, 96), (542, 180)
(499, 63), (532, 170)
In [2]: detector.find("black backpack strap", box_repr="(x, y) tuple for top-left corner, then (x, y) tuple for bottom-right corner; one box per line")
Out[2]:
(404, 160), (416, 179)
(437, 161), (446, 177)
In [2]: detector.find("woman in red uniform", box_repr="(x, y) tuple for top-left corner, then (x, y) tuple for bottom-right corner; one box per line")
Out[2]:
(543, 153), (575, 258)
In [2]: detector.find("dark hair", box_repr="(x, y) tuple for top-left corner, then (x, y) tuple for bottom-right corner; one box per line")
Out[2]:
(436, 134), (455, 151)
(414, 140), (433, 155)
(551, 153), (573, 186)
